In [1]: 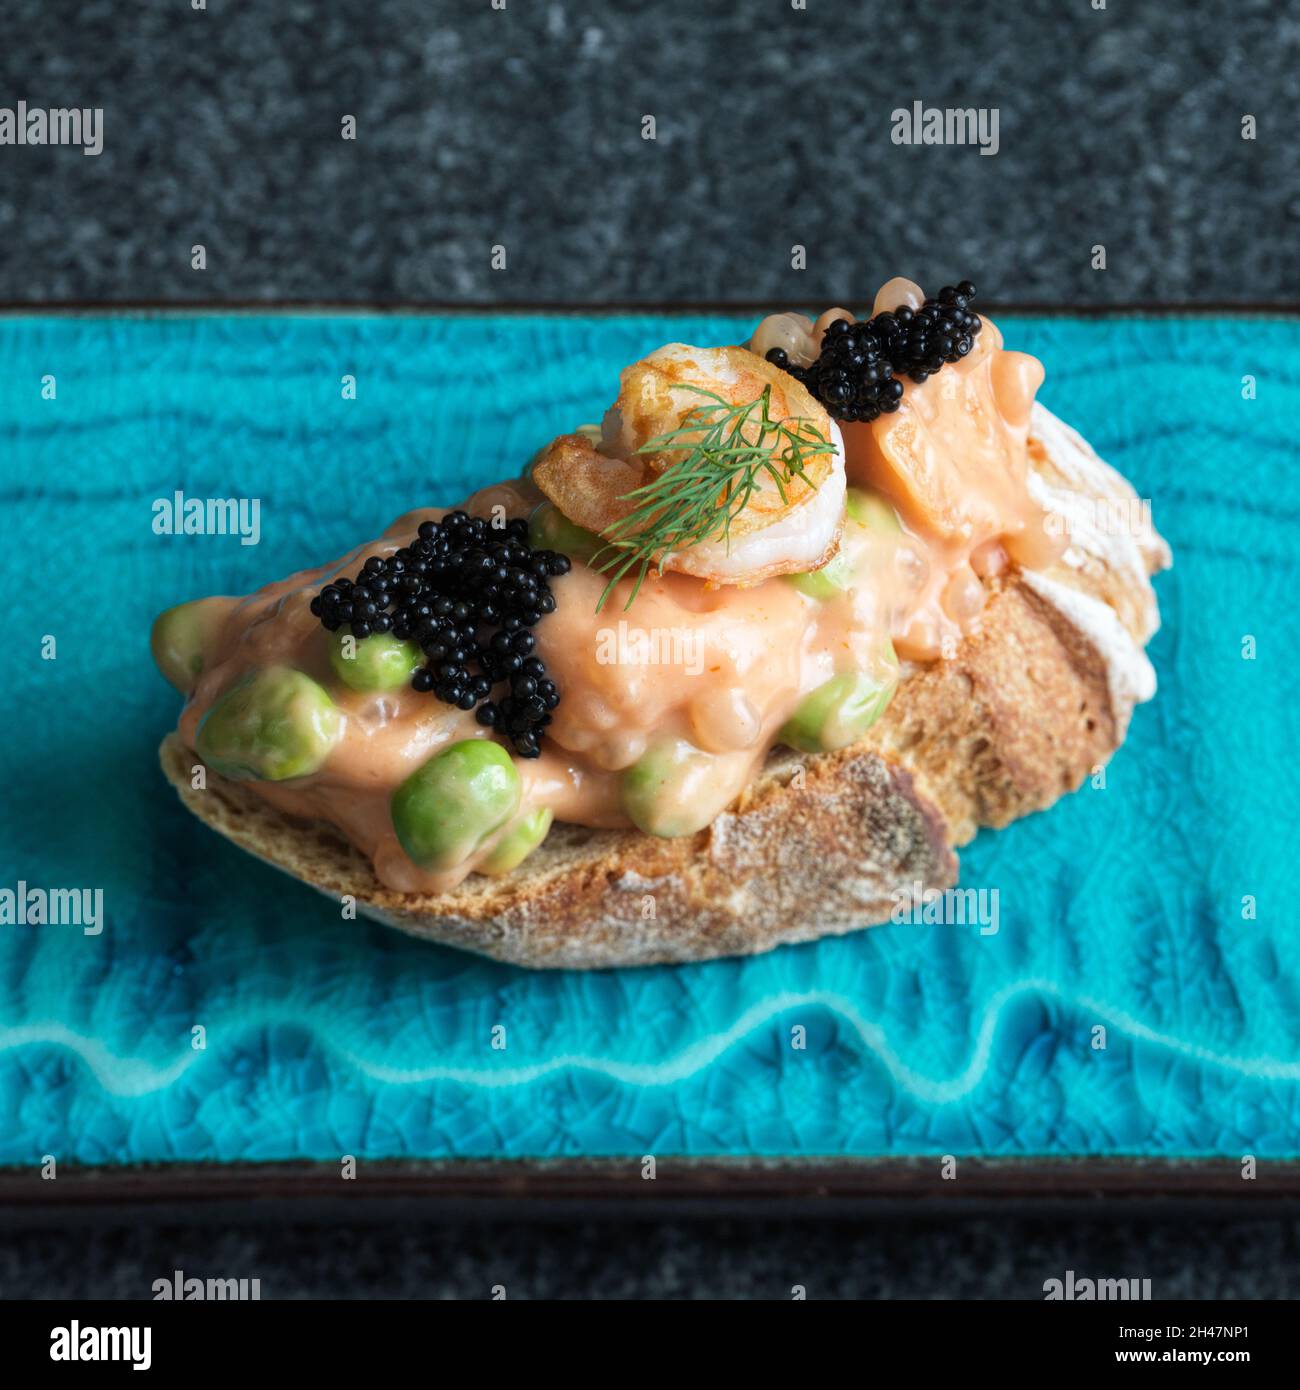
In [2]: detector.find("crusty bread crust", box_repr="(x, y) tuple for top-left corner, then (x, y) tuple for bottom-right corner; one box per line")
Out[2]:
(160, 731), (956, 967)
(159, 408), (1168, 968)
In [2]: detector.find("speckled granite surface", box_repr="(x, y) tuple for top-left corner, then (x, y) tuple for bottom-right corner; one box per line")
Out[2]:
(5, 1216), (1300, 1300)
(0, 0), (1294, 304)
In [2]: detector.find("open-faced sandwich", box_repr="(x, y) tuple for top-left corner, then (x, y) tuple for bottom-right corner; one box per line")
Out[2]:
(155, 277), (1170, 967)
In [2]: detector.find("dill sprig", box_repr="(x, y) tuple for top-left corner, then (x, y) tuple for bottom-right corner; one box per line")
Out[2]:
(591, 384), (837, 611)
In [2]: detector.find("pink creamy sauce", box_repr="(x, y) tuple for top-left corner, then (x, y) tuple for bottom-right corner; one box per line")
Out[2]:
(838, 288), (1063, 660)
(175, 316), (1061, 893)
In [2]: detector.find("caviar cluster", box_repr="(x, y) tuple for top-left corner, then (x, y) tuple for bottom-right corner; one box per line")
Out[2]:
(766, 280), (981, 424)
(311, 512), (570, 758)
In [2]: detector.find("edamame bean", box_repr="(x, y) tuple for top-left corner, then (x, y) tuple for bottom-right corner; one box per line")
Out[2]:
(845, 487), (902, 533)
(480, 807), (553, 875)
(391, 738), (522, 871)
(621, 739), (721, 838)
(150, 597), (228, 693)
(785, 490), (902, 600)
(328, 629), (422, 692)
(196, 666), (343, 780)
(785, 547), (854, 600)
(780, 649), (899, 754)
(528, 501), (602, 562)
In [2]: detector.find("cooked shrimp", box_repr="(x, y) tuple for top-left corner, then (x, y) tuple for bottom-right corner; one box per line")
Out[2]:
(531, 344), (846, 586)
(668, 441), (844, 580)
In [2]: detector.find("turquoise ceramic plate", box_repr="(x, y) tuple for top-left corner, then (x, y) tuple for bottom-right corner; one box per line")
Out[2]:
(1, 310), (1296, 1201)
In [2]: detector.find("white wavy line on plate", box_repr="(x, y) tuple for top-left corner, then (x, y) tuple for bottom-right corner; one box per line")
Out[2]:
(3, 980), (1300, 1101)
(0, 1021), (197, 1098)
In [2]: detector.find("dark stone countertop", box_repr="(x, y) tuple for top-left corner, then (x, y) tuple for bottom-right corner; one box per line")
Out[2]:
(1, 0), (1295, 305)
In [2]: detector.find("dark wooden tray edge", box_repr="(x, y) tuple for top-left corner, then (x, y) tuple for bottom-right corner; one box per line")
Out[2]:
(3, 1157), (1297, 1225)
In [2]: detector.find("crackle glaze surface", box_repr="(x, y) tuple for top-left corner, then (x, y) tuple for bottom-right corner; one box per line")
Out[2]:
(0, 313), (1295, 1164)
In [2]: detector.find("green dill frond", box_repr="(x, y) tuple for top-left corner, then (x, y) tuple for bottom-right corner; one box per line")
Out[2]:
(590, 385), (837, 612)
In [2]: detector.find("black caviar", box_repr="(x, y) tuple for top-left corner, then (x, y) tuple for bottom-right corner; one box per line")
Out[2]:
(766, 280), (981, 423)
(310, 511), (570, 758)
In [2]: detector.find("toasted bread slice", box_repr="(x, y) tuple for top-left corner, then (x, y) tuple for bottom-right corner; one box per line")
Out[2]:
(159, 405), (1169, 968)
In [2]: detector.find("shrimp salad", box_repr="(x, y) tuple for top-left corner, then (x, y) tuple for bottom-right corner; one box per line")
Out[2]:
(155, 277), (1080, 894)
